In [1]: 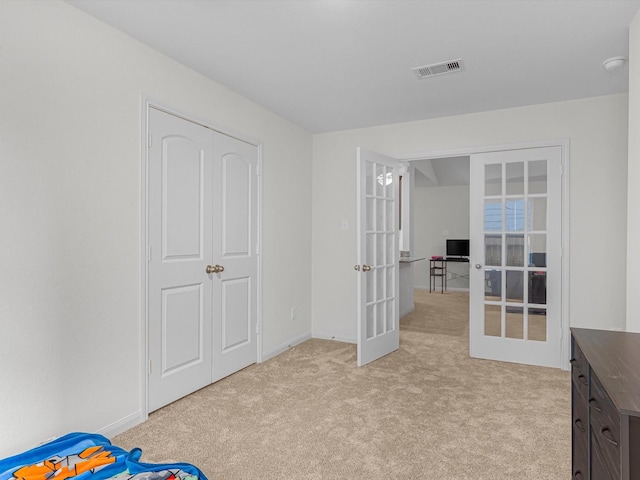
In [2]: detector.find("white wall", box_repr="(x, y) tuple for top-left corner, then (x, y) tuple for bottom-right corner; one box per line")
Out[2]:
(312, 94), (629, 341)
(627, 10), (640, 332)
(0, 1), (312, 457)
(412, 184), (470, 290)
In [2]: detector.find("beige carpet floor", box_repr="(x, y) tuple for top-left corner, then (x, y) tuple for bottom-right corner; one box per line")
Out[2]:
(400, 289), (470, 337)
(114, 291), (570, 479)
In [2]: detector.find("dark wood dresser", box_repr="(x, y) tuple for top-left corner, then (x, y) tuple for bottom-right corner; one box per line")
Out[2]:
(571, 328), (640, 480)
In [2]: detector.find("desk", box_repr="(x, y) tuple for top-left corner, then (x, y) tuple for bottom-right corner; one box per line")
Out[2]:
(429, 257), (469, 293)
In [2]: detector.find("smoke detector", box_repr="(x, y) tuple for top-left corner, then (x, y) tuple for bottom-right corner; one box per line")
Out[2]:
(602, 56), (626, 71)
(413, 58), (465, 79)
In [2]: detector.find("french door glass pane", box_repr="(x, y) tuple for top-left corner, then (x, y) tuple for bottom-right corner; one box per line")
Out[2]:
(376, 199), (384, 229)
(506, 306), (524, 339)
(485, 164), (502, 196)
(484, 269), (502, 301)
(506, 234), (525, 267)
(376, 234), (384, 265)
(528, 234), (546, 267)
(484, 200), (502, 231)
(505, 198), (525, 231)
(529, 197), (547, 231)
(528, 308), (547, 341)
(376, 164), (385, 196)
(529, 271), (546, 306)
(386, 197), (394, 230)
(376, 302), (384, 336)
(366, 233), (375, 260)
(484, 304), (501, 336)
(366, 234), (374, 302)
(529, 160), (547, 194)
(506, 162), (525, 195)
(485, 234), (502, 266)
(366, 304), (374, 339)
(366, 270), (375, 303)
(376, 267), (384, 299)
(506, 270), (524, 302)
(386, 298), (394, 332)
(366, 198), (374, 231)
(386, 234), (394, 264)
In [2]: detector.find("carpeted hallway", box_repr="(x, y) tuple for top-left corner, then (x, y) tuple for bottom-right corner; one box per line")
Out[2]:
(114, 290), (570, 479)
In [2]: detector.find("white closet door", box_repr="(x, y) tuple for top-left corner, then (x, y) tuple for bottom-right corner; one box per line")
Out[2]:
(211, 132), (259, 382)
(148, 108), (213, 411)
(147, 108), (260, 411)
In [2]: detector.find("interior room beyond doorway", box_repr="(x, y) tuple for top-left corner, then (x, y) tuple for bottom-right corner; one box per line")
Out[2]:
(411, 156), (471, 293)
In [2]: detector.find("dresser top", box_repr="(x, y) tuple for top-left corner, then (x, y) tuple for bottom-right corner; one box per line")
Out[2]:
(572, 327), (640, 416)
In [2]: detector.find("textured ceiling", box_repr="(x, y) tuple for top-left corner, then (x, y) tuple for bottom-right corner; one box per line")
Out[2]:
(67, 0), (640, 133)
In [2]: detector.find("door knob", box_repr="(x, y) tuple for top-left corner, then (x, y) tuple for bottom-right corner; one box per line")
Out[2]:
(362, 264), (372, 272)
(475, 264), (482, 270)
(206, 264), (225, 274)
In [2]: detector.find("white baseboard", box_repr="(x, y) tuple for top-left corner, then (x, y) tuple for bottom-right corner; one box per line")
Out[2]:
(97, 410), (145, 439)
(261, 332), (312, 362)
(311, 331), (356, 344)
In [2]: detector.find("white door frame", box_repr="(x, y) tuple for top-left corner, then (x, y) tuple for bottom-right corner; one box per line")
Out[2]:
(139, 97), (264, 420)
(401, 138), (571, 370)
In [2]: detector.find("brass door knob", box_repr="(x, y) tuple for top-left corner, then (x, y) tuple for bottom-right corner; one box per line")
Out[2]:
(206, 264), (225, 274)
(362, 264), (372, 272)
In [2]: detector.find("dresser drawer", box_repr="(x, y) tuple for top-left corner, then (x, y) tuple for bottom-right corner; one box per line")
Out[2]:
(571, 349), (589, 401)
(591, 436), (616, 480)
(570, 339), (586, 372)
(589, 372), (621, 479)
(590, 372), (621, 444)
(572, 382), (589, 443)
(572, 426), (588, 480)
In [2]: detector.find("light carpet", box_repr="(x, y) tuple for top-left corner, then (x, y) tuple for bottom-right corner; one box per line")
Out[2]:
(400, 289), (469, 337)
(114, 291), (570, 479)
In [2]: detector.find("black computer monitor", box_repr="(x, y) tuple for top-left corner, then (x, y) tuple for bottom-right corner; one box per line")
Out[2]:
(446, 239), (469, 257)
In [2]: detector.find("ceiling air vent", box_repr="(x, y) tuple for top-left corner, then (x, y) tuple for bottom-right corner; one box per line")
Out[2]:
(413, 58), (465, 79)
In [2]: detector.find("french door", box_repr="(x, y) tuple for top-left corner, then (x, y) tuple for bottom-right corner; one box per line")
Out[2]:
(147, 108), (259, 411)
(356, 148), (401, 366)
(469, 146), (562, 368)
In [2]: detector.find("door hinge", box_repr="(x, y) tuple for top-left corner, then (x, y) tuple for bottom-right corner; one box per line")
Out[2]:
(147, 246), (152, 262)
(148, 359), (152, 376)
(256, 162), (261, 176)
(148, 133), (152, 149)
(255, 323), (260, 335)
